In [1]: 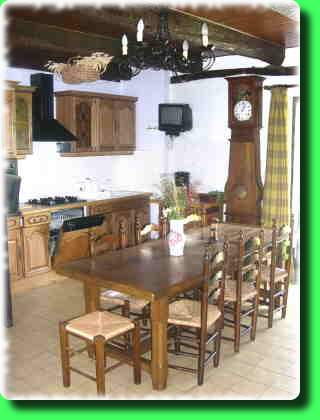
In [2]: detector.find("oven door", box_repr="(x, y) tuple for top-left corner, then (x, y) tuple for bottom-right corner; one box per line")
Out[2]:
(49, 207), (85, 255)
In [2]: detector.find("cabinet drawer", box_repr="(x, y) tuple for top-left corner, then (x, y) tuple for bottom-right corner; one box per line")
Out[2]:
(23, 212), (51, 226)
(89, 203), (113, 215)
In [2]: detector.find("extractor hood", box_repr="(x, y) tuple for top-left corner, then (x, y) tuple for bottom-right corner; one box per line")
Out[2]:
(31, 73), (78, 142)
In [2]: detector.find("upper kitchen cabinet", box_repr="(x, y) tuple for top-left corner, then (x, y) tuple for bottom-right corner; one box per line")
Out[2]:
(4, 81), (36, 159)
(55, 91), (137, 156)
(113, 100), (136, 152)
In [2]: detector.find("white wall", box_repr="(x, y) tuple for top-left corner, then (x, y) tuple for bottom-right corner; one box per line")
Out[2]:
(5, 67), (169, 201)
(169, 48), (300, 192)
(6, 47), (299, 201)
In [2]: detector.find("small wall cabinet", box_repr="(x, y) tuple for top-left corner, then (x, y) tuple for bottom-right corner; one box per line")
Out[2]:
(55, 91), (137, 156)
(4, 81), (36, 159)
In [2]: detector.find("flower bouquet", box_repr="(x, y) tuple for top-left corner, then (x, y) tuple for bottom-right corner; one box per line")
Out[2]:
(158, 176), (200, 256)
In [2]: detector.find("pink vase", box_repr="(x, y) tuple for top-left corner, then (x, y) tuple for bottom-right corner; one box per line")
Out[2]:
(168, 219), (186, 256)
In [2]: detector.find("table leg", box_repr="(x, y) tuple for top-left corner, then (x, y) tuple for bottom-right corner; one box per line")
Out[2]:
(150, 297), (169, 390)
(83, 281), (99, 313)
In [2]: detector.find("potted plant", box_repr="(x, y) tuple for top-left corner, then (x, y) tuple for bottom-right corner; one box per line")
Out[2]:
(159, 176), (200, 256)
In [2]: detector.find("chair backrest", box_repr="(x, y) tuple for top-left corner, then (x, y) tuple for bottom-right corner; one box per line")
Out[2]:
(268, 216), (294, 286)
(201, 239), (229, 331)
(135, 212), (153, 245)
(232, 229), (263, 301)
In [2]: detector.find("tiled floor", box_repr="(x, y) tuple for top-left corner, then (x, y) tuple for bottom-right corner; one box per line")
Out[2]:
(3, 273), (299, 400)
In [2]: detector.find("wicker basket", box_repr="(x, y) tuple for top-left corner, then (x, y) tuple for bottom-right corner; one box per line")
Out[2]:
(60, 64), (101, 84)
(46, 53), (113, 84)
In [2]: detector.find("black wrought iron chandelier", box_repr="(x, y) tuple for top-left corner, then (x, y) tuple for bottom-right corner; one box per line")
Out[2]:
(115, 11), (216, 78)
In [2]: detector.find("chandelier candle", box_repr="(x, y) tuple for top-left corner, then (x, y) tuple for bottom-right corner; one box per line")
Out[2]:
(115, 11), (216, 79)
(202, 22), (209, 47)
(137, 19), (144, 42)
(122, 34), (128, 56)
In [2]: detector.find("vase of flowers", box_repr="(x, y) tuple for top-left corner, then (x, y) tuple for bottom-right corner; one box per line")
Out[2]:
(168, 219), (186, 256)
(159, 176), (200, 256)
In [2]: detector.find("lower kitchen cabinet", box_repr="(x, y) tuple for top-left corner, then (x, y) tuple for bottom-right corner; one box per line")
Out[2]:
(22, 213), (51, 277)
(134, 206), (151, 243)
(7, 216), (24, 282)
(88, 196), (151, 249)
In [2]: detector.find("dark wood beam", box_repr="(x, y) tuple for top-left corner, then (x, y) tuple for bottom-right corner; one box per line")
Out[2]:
(170, 66), (298, 84)
(8, 6), (285, 66)
(7, 18), (122, 67)
(168, 8), (285, 65)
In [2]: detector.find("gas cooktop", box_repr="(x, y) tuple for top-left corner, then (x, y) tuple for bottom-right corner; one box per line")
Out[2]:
(26, 196), (84, 206)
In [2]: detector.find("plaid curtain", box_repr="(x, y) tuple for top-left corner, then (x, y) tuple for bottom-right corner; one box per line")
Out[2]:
(262, 87), (290, 227)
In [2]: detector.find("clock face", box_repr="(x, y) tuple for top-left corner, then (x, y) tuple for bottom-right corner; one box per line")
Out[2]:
(233, 100), (252, 121)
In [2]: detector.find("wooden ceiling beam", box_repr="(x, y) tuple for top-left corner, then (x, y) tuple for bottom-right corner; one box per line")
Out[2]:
(7, 18), (122, 66)
(170, 65), (298, 84)
(64, 7), (286, 65)
(168, 8), (285, 65)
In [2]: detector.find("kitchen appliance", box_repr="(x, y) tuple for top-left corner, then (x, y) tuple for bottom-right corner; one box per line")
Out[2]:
(174, 171), (190, 193)
(159, 104), (192, 136)
(4, 166), (21, 327)
(49, 207), (86, 255)
(5, 173), (21, 215)
(26, 196), (83, 207)
(30, 73), (78, 142)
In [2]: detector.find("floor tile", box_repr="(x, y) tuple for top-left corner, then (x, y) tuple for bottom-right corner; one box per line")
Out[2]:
(6, 274), (300, 400)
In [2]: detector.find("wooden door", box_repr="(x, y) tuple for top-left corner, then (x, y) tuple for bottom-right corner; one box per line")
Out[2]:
(8, 225), (24, 282)
(75, 98), (93, 151)
(114, 100), (136, 151)
(4, 90), (16, 158)
(15, 92), (33, 155)
(113, 210), (135, 249)
(97, 98), (116, 151)
(23, 224), (51, 277)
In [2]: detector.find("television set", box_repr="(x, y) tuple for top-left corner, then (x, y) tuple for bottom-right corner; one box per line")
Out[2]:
(159, 104), (192, 136)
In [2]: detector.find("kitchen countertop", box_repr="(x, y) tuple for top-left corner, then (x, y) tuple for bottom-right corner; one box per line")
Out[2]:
(18, 191), (152, 215)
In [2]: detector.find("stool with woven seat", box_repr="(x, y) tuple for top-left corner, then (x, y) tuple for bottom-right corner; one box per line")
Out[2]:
(223, 230), (263, 353)
(59, 310), (141, 396)
(167, 240), (228, 386)
(259, 217), (293, 328)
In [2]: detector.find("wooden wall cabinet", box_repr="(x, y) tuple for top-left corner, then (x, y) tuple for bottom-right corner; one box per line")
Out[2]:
(7, 216), (24, 282)
(55, 91), (137, 156)
(22, 212), (51, 277)
(4, 81), (36, 159)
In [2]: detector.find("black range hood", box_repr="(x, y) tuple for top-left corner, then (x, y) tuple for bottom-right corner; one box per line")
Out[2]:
(31, 73), (78, 142)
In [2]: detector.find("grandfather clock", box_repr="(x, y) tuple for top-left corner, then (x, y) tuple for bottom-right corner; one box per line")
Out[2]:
(224, 76), (264, 225)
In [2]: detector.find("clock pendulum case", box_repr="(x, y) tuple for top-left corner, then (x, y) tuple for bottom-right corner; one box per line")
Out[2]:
(224, 76), (264, 225)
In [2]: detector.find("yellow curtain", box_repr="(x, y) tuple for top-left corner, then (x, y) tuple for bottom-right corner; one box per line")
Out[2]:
(262, 87), (290, 227)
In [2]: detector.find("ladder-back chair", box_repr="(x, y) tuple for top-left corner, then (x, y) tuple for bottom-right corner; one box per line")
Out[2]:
(223, 230), (263, 352)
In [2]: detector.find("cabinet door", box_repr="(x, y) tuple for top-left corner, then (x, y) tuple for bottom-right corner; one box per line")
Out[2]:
(98, 99), (116, 150)
(23, 224), (51, 277)
(3, 90), (16, 158)
(8, 228), (24, 281)
(75, 99), (92, 150)
(113, 210), (135, 249)
(114, 101), (136, 151)
(15, 92), (33, 155)
(56, 95), (77, 153)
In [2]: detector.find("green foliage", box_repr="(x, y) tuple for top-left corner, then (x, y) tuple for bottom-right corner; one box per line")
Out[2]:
(159, 176), (188, 220)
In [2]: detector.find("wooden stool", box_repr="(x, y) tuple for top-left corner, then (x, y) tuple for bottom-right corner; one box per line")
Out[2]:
(59, 310), (141, 396)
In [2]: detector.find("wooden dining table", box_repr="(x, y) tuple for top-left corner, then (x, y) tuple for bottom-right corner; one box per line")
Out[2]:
(55, 223), (271, 391)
